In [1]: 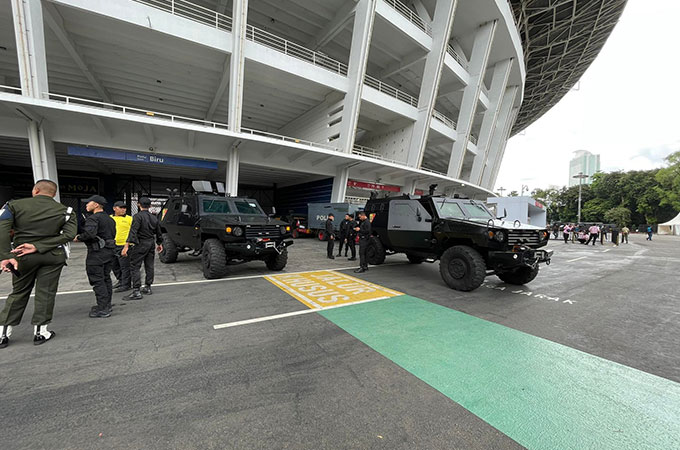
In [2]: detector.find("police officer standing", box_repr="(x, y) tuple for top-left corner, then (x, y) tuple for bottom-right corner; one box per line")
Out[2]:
(111, 201), (132, 293)
(354, 211), (371, 273)
(0, 180), (77, 348)
(346, 214), (357, 261)
(122, 197), (163, 300)
(75, 195), (116, 318)
(325, 213), (336, 259)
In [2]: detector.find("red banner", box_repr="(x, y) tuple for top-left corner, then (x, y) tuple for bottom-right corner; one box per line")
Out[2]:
(414, 189), (425, 195)
(347, 180), (401, 193)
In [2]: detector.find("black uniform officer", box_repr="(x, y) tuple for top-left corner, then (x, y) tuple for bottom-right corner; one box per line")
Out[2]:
(346, 214), (357, 261)
(337, 214), (351, 257)
(354, 211), (371, 273)
(0, 180), (77, 348)
(325, 213), (336, 259)
(75, 195), (116, 318)
(123, 197), (163, 300)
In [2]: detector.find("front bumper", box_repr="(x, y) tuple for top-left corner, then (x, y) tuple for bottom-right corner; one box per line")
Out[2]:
(225, 238), (293, 257)
(488, 247), (553, 270)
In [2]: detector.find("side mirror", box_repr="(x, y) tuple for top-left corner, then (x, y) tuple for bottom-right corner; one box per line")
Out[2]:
(416, 208), (422, 222)
(498, 208), (507, 219)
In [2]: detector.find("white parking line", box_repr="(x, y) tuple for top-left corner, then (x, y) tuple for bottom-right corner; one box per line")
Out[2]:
(602, 249), (611, 253)
(566, 256), (588, 263)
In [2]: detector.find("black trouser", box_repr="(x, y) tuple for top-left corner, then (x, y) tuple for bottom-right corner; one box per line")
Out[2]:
(611, 231), (619, 245)
(130, 240), (156, 289)
(112, 245), (131, 288)
(587, 233), (598, 245)
(563, 232), (569, 243)
(86, 252), (114, 311)
(359, 238), (369, 269)
(327, 236), (335, 257)
(0, 249), (66, 326)
(346, 237), (356, 258)
(337, 235), (349, 256)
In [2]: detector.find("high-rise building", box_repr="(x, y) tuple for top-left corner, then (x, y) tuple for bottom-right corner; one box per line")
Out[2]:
(569, 150), (601, 187)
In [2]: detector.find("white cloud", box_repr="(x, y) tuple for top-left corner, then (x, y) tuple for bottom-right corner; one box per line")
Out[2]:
(495, 0), (680, 193)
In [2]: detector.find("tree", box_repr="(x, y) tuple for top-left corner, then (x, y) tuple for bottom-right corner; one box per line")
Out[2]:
(655, 150), (680, 212)
(508, 190), (519, 197)
(582, 198), (613, 222)
(604, 206), (631, 226)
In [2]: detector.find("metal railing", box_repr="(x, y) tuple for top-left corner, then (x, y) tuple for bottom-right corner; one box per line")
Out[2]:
(470, 133), (479, 145)
(432, 109), (456, 129)
(0, 84), (22, 94)
(446, 44), (468, 69)
(383, 0), (432, 36)
(246, 25), (348, 76)
(241, 127), (337, 151)
(352, 144), (401, 165)
(420, 166), (447, 176)
(364, 74), (418, 107)
(132, 0), (232, 31)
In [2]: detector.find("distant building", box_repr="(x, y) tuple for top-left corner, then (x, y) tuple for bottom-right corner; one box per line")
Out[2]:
(569, 150), (600, 187)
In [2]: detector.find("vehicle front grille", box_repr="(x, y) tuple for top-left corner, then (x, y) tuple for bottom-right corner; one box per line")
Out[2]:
(245, 225), (280, 239)
(507, 230), (540, 246)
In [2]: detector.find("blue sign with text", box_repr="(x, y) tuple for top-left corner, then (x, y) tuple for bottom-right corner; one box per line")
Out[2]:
(67, 145), (218, 170)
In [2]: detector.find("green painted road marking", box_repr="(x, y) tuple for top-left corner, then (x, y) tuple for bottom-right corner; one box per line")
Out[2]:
(320, 295), (680, 450)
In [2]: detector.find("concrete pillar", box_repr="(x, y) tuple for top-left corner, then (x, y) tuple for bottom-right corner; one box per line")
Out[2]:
(228, 0), (248, 132)
(330, 166), (350, 202)
(468, 58), (513, 185)
(27, 120), (60, 200)
(480, 86), (518, 188)
(338, 0), (376, 153)
(404, 178), (418, 195)
(406, 0), (458, 168)
(488, 107), (518, 189)
(11, 0), (49, 98)
(226, 146), (239, 196)
(447, 20), (497, 178)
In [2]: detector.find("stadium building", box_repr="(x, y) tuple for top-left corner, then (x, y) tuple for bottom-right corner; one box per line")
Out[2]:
(0, 0), (626, 213)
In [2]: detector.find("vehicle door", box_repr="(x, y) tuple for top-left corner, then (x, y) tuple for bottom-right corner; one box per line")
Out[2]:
(161, 199), (181, 240)
(176, 197), (199, 247)
(387, 200), (432, 249)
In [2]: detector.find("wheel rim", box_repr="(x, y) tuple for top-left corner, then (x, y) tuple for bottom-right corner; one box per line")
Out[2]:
(448, 258), (467, 279)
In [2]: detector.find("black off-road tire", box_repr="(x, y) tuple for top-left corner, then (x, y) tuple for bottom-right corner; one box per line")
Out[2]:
(158, 234), (178, 263)
(406, 254), (425, 264)
(366, 236), (386, 265)
(439, 245), (486, 291)
(202, 239), (228, 279)
(497, 265), (539, 285)
(265, 248), (288, 271)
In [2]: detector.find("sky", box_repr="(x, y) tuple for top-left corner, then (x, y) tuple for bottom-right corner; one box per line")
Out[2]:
(495, 0), (680, 194)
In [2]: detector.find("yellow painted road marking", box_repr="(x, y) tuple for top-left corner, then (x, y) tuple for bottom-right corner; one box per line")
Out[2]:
(265, 270), (402, 309)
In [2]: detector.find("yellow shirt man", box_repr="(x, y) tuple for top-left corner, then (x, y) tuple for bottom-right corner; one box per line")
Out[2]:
(111, 202), (133, 246)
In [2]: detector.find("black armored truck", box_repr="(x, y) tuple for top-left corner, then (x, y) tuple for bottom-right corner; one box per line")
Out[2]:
(158, 186), (293, 279)
(363, 189), (552, 291)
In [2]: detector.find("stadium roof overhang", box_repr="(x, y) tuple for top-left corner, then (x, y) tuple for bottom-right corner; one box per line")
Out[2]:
(509, 0), (628, 134)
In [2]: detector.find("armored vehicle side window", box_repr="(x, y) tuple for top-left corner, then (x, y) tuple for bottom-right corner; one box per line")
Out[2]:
(234, 200), (263, 215)
(202, 199), (232, 214)
(434, 200), (465, 219)
(462, 203), (493, 219)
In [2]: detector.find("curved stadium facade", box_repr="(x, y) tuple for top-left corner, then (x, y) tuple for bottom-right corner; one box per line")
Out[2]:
(0, 0), (626, 205)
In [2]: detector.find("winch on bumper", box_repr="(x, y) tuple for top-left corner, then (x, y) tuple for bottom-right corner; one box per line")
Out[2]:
(228, 238), (294, 256)
(488, 245), (553, 270)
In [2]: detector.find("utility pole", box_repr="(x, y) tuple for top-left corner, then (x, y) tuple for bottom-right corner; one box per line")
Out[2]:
(520, 184), (528, 197)
(572, 172), (589, 223)
(497, 186), (506, 197)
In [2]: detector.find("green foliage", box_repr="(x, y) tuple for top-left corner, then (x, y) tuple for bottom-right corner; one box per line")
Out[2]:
(655, 150), (680, 212)
(604, 207), (631, 227)
(508, 190), (519, 197)
(582, 198), (613, 222)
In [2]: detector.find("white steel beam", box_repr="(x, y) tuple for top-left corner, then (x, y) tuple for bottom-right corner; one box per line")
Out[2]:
(338, 0), (376, 154)
(92, 116), (111, 139)
(447, 20), (497, 178)
(480, 86), (518, 187)
(330, 166), (350, 202)
(309, 1), (358, 50)
(226, 144), (240, 196)
(12, 0), (49, 98)
(207, 56), (231, 121)
(43, 3), (112, 103)
(488, 107), (519, 189)
(410, 0), (432, 23)
(379, 48), (426, 79)
(228, 0), (248, 132)
(406, 0), (457, 168)
(468, 58), (513, 185)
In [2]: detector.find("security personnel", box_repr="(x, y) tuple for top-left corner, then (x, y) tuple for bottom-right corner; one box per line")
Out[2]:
(110, 201), (132, 293)
(122, 197), (163, 300)
(354, 211), (371, 273)
(0, 180), (77, 348)
(75, 195), (116, 318)
(337, 214), (352, 257)
(346, 214), (357, 261)
(325, 213), (336, 259)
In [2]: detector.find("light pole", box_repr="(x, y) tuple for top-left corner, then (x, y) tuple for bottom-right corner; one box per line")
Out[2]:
(497, 187), (506, 197)
(572, 172), (589, 223)
(520, 184), (529, 197)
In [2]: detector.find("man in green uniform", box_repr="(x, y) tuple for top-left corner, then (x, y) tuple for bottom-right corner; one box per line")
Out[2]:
(0, 180), (77, 348)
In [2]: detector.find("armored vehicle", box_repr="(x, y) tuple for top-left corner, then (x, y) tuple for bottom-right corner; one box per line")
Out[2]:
(363, 190), (552, 291)
(158, 193), (293, 279)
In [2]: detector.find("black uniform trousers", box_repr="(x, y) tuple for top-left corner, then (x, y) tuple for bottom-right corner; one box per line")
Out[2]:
(359, 237), (369, 269)
(346, 236), (356, 258)
(130, 239), (156, 289)
(0, 250), (66, 326)
(587, 233), (598, 245)
(327, 236), (335, 258)
(112, 245), (131, 288)
(86, 250), (114, 311)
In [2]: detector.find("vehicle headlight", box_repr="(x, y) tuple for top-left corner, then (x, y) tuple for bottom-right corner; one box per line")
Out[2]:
(540, 231), (548, 240)
(494, 230), (506, 242)
(233, 226), (244, 237)
(280, 225), (289, 234)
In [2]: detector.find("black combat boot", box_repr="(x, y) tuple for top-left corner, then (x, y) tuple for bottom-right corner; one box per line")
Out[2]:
(33, 325), (55, 345)
(140, 285), (153, 295)
(114, 284), (131, 293)
(126, 289), (143, 300)
(0, 325), (12, 349)
(89, 308), (111, 318)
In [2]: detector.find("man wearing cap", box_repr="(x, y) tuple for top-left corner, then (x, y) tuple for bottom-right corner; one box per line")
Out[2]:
(0, 180), (77, 348)
(354, 211), (371, 273)
(122, 197), (163, 300)
(110, 201), (132, 293)
(75, 195), (116, 318)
